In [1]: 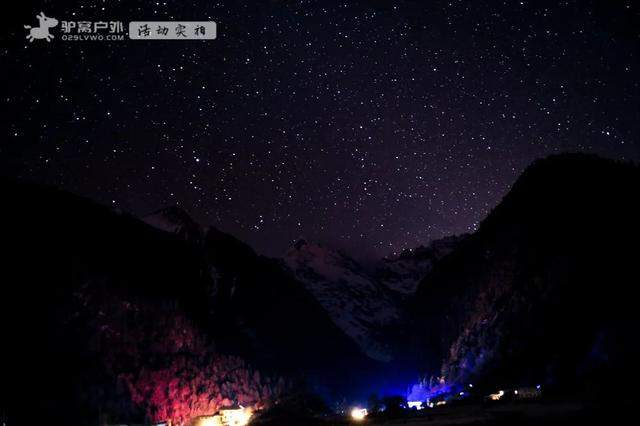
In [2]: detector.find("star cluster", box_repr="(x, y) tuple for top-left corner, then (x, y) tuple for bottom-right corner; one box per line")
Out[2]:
(1, 0), (638, 257)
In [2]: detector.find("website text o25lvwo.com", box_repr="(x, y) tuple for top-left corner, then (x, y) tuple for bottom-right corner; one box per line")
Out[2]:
(61, 34), (126, 41)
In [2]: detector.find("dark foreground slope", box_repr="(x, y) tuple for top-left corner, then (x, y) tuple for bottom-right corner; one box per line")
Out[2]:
(0, 180), (367, 424)
(143, 208), (379, 395)
(0, 181), (215, 424)
(413, 153), (640, 398)
(201, 226), (378, 394)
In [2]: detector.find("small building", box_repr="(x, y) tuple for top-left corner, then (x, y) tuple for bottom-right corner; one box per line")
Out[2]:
(192, 415), (223, 426)
(218, 406), (253, 426)
(186, 405), (253, 426)
(487, 390), (505, 401)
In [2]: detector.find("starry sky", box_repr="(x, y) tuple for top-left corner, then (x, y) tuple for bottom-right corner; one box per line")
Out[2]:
(2, 0), (639, 258)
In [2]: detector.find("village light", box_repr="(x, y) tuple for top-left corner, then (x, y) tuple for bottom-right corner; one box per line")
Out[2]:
(350, 407), (368, 421)
(192, 405), (254, 426)
(407, 401), (423, 410)
(220, 406), (253, 426)
(488, 390), (505, 401)
(195, 416), (223, 426)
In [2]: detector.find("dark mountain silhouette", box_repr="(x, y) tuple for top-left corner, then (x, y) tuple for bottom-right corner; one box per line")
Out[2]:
(142, 206), (368, 374)
(0, 180), (215, 424)
(141, 207), (378, 383)
(0, 181), (369, 424)
(200, 226), (378, 390)
(412, 153), (640, 399)
(144, 205), (204, 242)
(1, 152), (638, 424)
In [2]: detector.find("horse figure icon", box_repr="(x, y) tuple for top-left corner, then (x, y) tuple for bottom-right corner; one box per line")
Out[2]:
(24, 12), (58, 42)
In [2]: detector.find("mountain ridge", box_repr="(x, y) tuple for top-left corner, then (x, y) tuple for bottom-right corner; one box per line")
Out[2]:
(412, 153), (640, 398)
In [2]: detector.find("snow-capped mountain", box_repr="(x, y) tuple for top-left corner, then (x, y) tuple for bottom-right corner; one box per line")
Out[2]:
(141, 208), (463, 363)
(375, 235), (466, 295)
(284, 239), (402, 362)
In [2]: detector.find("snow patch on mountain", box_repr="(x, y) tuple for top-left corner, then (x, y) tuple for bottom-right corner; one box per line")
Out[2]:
(375, 236), (466, 295)
(142, 207), (465, 363)
(284, 239), (401, 362)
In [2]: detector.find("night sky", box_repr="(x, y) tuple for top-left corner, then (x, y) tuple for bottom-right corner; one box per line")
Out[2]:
(2, 1), (638, 258)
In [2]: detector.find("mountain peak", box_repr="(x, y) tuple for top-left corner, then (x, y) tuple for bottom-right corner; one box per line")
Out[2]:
(143, 205), (203, 242)
(412, 153), (640, 391)
(293, 238), (309, 250)
(376, 235), (466, 295)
